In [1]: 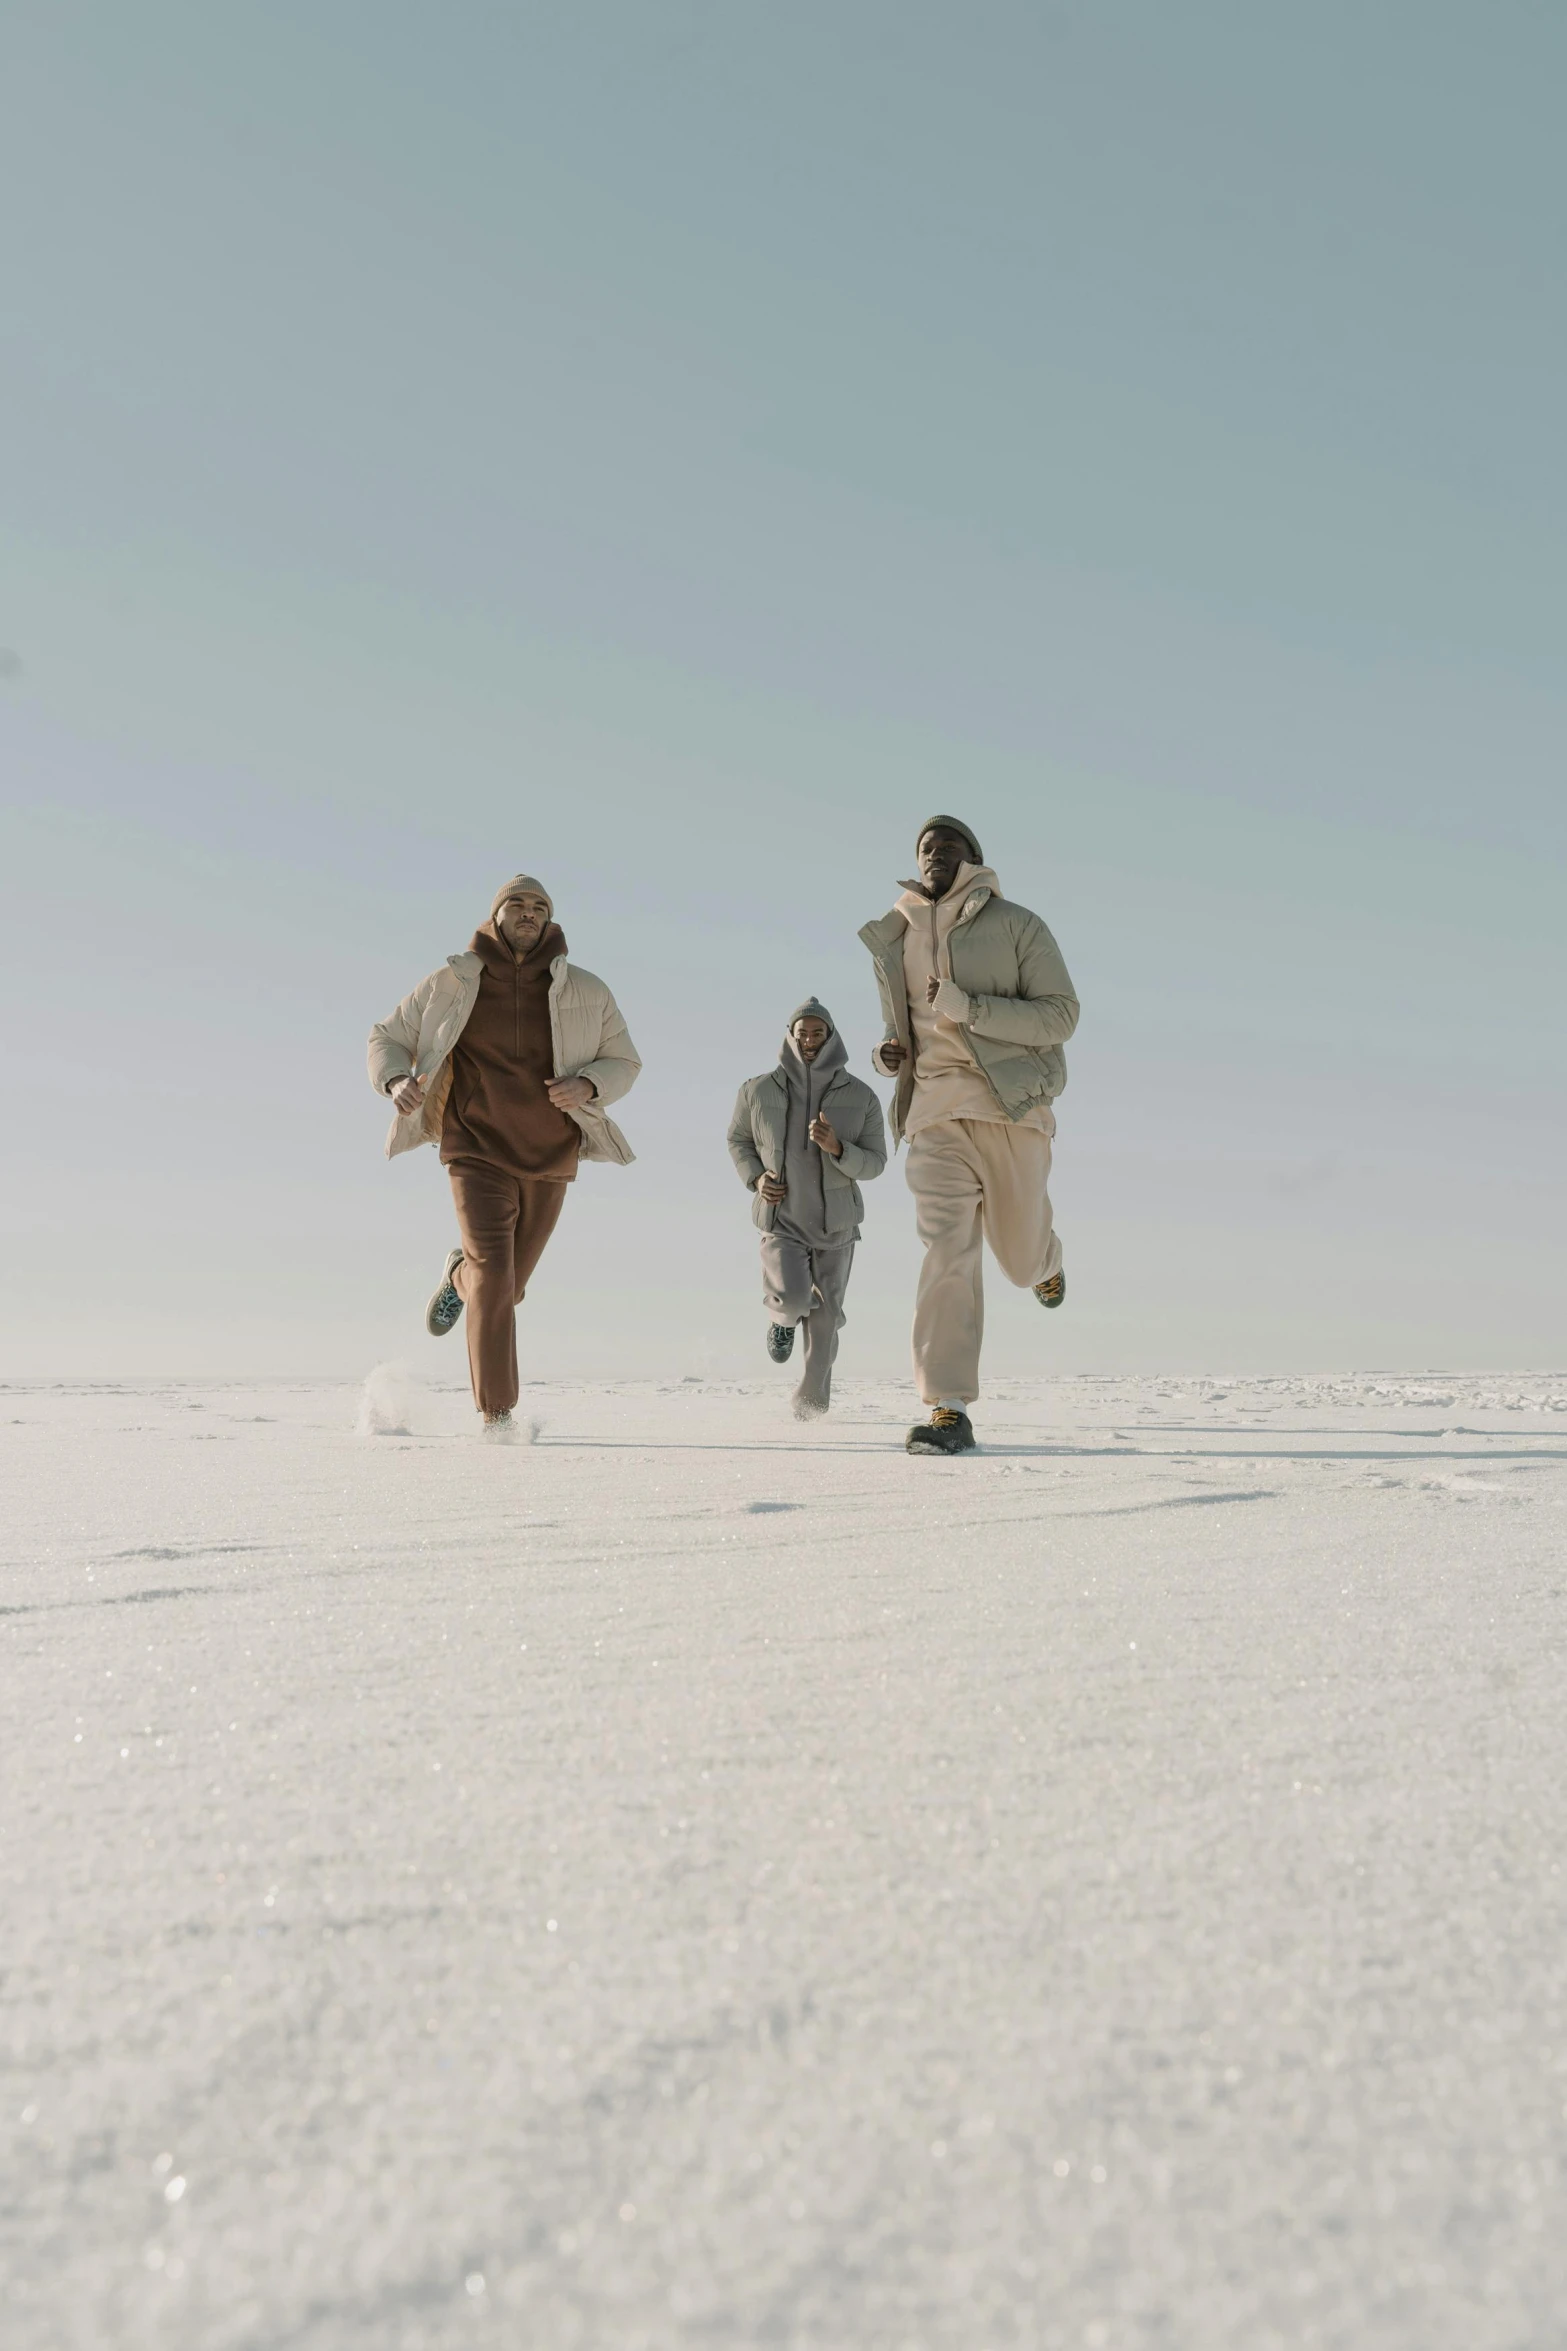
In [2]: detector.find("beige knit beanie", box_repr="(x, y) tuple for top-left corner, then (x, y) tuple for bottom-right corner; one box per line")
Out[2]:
(491, 874), (553, 921)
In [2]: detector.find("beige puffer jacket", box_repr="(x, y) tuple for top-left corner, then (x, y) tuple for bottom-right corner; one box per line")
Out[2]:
(367, 952), (641, 1164)
(860, 866), (1078, 1144)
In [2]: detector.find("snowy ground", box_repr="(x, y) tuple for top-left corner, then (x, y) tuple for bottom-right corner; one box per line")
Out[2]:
(4, 1369), (1566, 2350)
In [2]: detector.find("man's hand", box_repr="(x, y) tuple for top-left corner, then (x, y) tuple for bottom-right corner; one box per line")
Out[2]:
(547, 1074), (596, 1110)
(388, 1075), (426, 1116)
(878, 1040), (907, 1072)
(758, 1172), (788, 1203)
(809, 1113), (842, 1157)
(926, 976), (941, 1005)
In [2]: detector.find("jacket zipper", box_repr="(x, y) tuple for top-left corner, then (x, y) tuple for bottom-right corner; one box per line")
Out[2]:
(548, 960), (564, 1088)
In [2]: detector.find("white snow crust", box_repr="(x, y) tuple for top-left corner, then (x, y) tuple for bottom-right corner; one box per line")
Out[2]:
(4, 1371), (1566, 2349)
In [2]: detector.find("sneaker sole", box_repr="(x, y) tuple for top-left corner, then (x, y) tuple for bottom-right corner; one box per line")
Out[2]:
(426, 1249), (465, 1337)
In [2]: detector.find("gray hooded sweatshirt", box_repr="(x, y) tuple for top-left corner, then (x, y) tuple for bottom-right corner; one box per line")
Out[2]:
(777, 1002), (850, 1245)
(727, 998), (889, 1243)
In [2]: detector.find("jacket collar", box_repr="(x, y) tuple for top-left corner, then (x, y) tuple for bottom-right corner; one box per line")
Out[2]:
(447, 949), (569, 982)
(895, 859), (998, 924)
(858, 912), (907, 959)
(859, 882), (993, 959)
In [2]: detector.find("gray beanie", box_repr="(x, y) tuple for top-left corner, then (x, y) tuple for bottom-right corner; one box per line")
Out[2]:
(915, 813), (983, 864)
(786, 996), (835, 1035)
(491, 873), (553, 921)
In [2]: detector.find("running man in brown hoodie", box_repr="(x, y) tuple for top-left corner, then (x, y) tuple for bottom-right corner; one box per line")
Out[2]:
(367, 877), (641, 1433)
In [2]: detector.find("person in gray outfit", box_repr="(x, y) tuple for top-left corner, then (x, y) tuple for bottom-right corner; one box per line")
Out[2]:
(728, 999), (888, 1417)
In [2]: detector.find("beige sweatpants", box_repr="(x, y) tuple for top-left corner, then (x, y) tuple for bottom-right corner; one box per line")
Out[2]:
(906, 1116), (1060, 1407)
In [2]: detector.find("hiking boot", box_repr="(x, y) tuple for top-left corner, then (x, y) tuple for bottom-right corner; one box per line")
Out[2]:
(426, 1248), (464, 1336)
(1033, 1268), (1066, 1309)
(906, 1407), (976, 1455)
(767, 1323), (796, 1364)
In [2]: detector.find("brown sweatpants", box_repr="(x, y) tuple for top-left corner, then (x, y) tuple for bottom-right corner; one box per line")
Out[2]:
(446, 1161), (568, 1417)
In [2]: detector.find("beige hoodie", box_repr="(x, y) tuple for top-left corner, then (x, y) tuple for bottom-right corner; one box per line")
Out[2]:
(897, 864), (1054, 1136)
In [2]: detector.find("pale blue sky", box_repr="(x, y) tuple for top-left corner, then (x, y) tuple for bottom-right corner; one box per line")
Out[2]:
(3, 1), (1563, 1378)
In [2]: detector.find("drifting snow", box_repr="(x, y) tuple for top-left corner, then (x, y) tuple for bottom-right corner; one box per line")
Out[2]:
(3, 1371), (1566, 2348)
(355, 1359), (414, 1438)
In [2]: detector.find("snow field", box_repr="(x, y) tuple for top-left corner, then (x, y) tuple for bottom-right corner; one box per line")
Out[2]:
(3, 1372), (1566, 2349)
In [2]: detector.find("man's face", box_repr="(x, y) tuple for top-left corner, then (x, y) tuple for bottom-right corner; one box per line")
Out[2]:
(916, 826), (971, 898)
(792, 1016), (831, 1062)
(495, 892), (552, 953)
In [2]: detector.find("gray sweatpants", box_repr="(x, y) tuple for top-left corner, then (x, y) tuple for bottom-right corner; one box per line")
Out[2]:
(759, 1235), (856, 1413)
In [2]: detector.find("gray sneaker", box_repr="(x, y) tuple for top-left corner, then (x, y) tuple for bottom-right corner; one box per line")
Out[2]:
(426, 1248), (464, 1337)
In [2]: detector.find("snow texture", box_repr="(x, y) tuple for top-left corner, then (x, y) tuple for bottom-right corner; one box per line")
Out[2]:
(4, 1371), (1566, 2349)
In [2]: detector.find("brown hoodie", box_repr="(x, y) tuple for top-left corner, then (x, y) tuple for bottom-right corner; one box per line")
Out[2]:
(439, 921), (581, 1180)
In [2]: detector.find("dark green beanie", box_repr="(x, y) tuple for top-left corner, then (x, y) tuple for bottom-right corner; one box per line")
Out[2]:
(915, 814), (983, 864)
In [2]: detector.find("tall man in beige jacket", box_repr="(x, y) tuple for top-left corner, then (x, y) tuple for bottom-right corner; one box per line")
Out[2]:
(861, 818), (1079, 1455)
(367, 876), (641, 1434)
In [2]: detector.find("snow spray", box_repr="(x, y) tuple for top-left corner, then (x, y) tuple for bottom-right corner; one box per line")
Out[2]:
(356, 1362), (415, 1437)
